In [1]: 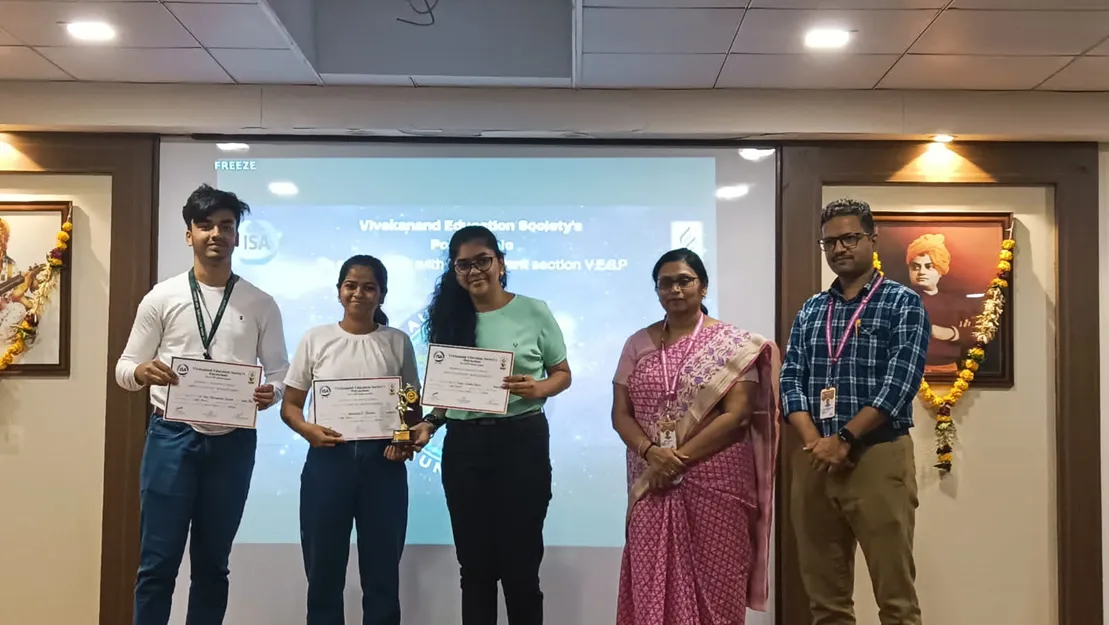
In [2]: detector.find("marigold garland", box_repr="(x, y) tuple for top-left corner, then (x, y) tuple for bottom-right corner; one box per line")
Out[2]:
(0, 219), (73, 371)
(872, 236), (1015, 472)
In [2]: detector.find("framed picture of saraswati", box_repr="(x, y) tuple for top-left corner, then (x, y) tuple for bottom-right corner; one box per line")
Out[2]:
(874, 212), (1014, 389)
(0, 202), (73, 376)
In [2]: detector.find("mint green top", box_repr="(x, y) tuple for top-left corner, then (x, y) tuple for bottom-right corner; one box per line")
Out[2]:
(447, 294), (568, 421)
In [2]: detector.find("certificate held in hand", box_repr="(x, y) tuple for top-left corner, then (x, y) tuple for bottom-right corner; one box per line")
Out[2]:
(164, 356), (262, 429)
(312, 377), (401, 441)
(421, 344), (513, 414)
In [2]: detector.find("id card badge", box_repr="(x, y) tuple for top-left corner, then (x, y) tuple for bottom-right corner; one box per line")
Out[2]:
(819, 387), (837, 421)
(658, 419), (678, 449)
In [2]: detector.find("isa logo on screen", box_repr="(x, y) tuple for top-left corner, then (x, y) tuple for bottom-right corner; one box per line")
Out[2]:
(670, 221), (705, 256)
(238, 219), (281, 265)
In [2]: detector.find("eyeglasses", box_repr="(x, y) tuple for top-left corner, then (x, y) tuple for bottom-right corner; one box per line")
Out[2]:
(656, 276), (699, 292)
(453, 255), (494, 275)
(818, 232), (870, 252)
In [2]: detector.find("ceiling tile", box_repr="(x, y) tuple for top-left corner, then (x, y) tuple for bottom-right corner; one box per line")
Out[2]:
(953, 0), (1109, 8)
(584, 0), (747, 6)
(0, 1), (198, 48)
(166, 3), (289, 49)
(717, 53), (898, 88)
(580, 53), (724, 87)
(733, 9), (937, 54)
(0, 28), (20, 46)
(209, 48), (317, 84)
(0, 46), (72, 80)
(1088, 38), (1109, 55)
(35, 47), (231, 82)
(582, 8), (745, 54)
(912, 10), (1109, 55)
(878, 54), (1071, 89)
(1038, 57), (1109, 90)
(751, 0), (944, 6)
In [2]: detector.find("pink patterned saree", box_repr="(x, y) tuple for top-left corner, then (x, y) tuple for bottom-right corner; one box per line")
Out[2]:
(614, 322), (781, 625)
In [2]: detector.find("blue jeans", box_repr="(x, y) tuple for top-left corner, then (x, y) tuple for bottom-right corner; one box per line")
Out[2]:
(133, 415), (256, 625)
(300, 439), (409, 625)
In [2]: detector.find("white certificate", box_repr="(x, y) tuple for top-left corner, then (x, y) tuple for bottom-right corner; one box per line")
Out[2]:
(311, 377), (402, 440)
(421, 344), (513, 414)
(164, 357), (262, 429)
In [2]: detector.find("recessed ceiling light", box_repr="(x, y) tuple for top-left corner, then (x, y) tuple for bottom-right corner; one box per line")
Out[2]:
(738, 148), (775, 162)
(66, 21), (117, 43)
(217, 143), (250, 152)
(804, 28), (850, 50)
(268, 181), (299, 197)
(932, 134), (955, 143)
(716, 184), (750, 200)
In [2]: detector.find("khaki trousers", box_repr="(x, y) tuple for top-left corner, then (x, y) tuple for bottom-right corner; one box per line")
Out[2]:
(790, 434), (922, 625)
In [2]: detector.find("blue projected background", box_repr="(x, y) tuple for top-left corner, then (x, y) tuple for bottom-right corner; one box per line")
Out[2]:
(216, 157), (719, 547)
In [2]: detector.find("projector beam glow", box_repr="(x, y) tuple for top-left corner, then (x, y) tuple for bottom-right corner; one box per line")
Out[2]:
(716, 184), (750, 200)
(268, 181), (299, 196)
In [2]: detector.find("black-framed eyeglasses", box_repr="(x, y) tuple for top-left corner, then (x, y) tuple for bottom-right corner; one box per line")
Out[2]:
(453, 255), (494, 274)
(656, 276), (699, 292)
(818, 232), (870, 252)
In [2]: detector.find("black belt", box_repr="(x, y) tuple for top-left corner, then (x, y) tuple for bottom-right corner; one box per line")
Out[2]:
(446, 411), (544, 427)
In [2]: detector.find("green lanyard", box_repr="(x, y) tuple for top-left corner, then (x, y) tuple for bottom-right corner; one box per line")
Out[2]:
(188, 269), (238, 360)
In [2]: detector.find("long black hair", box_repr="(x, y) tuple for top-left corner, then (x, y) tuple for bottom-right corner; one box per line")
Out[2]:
(652, 248), (709, 315)
(337, 254), (389, 326)
(423, 226), (506, 347)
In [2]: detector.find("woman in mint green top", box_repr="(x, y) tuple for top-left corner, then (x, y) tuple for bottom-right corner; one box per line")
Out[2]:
(423, 225), (571, 625)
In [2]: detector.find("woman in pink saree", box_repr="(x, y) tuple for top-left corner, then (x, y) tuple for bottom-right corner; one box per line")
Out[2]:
(612, 248), (780, 625)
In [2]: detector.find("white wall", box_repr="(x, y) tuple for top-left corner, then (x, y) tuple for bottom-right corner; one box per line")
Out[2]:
(0, 174), (113, 625)
(8, 83), (1109, 141)
(822, 185), (1058, 625)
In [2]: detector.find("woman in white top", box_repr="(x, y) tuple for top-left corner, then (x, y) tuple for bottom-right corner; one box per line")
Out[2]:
(281, 254), (432, 625)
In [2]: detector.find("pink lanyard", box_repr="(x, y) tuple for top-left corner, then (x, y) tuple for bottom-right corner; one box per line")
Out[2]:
(825, 276), (884, 365)
(660, 312), (705, 401)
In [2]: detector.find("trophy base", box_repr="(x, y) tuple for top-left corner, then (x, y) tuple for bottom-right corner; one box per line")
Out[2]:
(391, 429), (413, 446)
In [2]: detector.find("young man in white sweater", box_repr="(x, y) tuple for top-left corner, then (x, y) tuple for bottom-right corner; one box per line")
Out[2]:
(116, 184), (290, 625)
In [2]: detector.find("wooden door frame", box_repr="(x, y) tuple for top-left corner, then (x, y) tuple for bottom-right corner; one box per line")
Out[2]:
(0, 132), (160, 625)
(775, 142), (1102, 625)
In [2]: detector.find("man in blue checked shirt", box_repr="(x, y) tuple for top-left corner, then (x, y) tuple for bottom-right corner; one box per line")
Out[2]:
(781, 198), (930, 625)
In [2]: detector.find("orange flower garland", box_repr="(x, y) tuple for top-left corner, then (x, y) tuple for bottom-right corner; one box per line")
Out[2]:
(0, 219), (73, 372)
(872, 236), (1015, 472)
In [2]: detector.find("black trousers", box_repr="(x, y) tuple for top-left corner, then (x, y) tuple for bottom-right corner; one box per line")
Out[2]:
(441, 412), (552, 625)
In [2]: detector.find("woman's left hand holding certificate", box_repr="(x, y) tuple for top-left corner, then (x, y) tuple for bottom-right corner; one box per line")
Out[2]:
(164, 357), (264, 429)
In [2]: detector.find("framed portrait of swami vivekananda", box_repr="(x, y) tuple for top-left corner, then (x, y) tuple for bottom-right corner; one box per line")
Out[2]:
(874, 212), (1014, 389)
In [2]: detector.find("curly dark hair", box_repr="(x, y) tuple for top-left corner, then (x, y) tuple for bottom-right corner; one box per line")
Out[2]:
(423, 226), (505, 348)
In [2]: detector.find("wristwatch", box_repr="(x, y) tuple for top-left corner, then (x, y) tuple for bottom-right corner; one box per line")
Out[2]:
(836, 427), (858, 449)
(423, 411), (446, 430)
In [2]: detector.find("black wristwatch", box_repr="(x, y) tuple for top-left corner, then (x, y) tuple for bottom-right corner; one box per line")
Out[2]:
(836, 427), (858, 449)
(423, 411), (446, 429)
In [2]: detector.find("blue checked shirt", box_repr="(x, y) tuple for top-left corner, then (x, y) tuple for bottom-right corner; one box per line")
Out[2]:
(780, 272), (931, 441)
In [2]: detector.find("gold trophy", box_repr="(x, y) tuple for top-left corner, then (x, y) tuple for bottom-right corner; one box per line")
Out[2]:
(392, 383), (420, 447)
